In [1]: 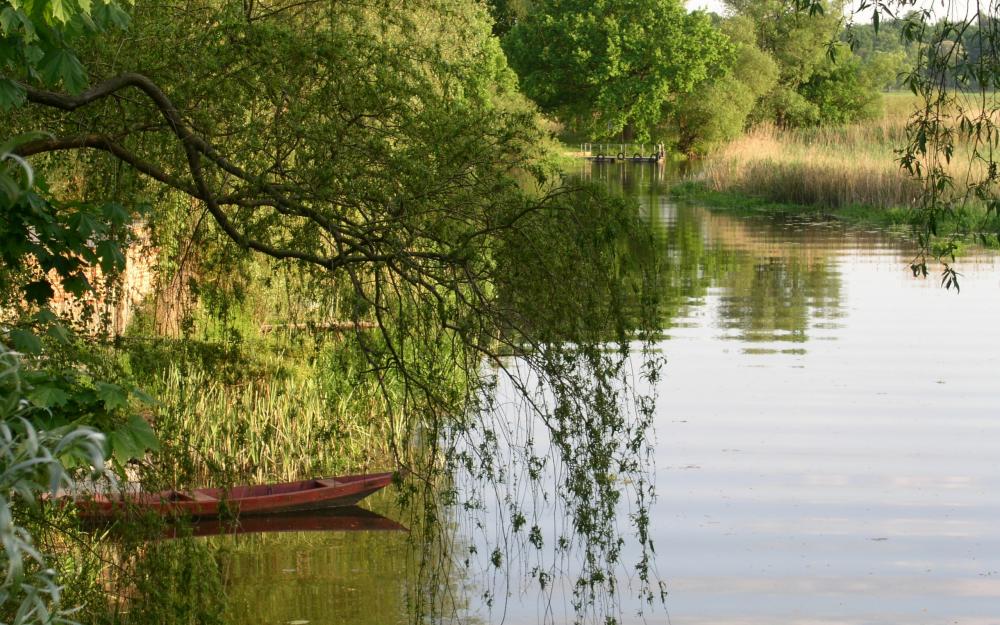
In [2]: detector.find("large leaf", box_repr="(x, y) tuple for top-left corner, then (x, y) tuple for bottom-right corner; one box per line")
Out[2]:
(46, 322), (71, 345)
(23, 280), (54, 305)
(107, 415), (159, 461)
(96, 239), (126, 273)
(101, 202), (130, 225)
(68, 210), (105, 237)
(0, 78), (26, 110)
(95, 382), (129, 411)
(28, 385), (71, 408)
(37, 47), (88, 93)
(124, 414), (160, 452)
(60, 273), (91, 296)
(8, 329), (42, 355)
(108, 429), (142, 461)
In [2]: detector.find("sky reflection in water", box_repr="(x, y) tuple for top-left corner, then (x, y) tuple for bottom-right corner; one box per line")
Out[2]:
(215, 163), (1000, 625)
(612, 163), (1000, 625)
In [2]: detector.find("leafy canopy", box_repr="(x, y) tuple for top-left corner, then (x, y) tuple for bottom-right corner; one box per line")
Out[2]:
(725, 0), (880, 127)
(670, 16), (780, 154)
(5, 0), (666, 620)
(0, 0), (130, 107)
(504, 0), (730, 139)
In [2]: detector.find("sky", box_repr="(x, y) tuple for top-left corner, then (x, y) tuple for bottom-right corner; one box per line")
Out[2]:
(685, 0), (983, 21)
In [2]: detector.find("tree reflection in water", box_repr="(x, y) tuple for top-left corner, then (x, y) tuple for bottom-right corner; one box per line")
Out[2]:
(90, 163), (863, 625)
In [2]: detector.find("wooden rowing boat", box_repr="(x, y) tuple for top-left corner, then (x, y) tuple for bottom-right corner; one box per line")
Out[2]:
(75, 472), (396, 519)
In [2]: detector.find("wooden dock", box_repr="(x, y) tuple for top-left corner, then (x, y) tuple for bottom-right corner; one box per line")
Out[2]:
(586, 154), (662, 163)
(579, 143), (665, 164)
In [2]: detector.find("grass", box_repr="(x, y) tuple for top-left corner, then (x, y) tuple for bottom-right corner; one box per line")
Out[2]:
(676, 92), (1000, 246)
(147, 354), (396, 485)
(669, 179), (914, 226)
(695, 98), (922, 211)
(108, 258), (411, 488)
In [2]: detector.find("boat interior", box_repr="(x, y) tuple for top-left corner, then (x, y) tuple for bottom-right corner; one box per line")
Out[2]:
(193, 478), (350, 500)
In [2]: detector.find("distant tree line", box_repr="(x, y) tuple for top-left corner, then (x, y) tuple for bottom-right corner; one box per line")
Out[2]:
(493, 0), (925, 154)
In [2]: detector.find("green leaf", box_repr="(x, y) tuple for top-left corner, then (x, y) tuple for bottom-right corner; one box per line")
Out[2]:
(61, 273), (91, 296)
(0, 78), (26, 110)
(95, 3), (130, 30)
(108, 429), (141, 461)
(38, 47), (88, 93)
(23, 280), (54, 304)
(29, 385), (71, 408)
(96, 239), (126, 273)
(107, 415), (159, 461)
(49, 0), (76, 24)
(9, 329), (42, 354)
(46, 322), (71, 345)
(95, 382), (129, 411)
(101, 202), (130, 225)
(132, 388), (157, 406)
(33, 309), (58, 324)
(0, 8), (19, 33)
(68, 210), (104, 237)
(125, 414), (160, 452)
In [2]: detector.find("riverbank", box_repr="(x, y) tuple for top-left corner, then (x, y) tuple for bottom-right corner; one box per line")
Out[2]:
(669, 179), (913, 226)
(670, 180), (1000, 252)
(671, 91), (999, 250)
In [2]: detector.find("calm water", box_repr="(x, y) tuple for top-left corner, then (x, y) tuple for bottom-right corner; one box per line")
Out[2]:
(212, 163), (1000, 625)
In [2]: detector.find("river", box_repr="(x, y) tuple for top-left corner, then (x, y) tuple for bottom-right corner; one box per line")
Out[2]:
(208, 162), (1000, 625)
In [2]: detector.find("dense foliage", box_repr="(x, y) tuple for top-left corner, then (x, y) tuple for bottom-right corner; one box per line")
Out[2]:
(4, 0), (1000, 621)
(669, 16), (780, 154)
(2, 0), (664, 622)
(504, 0), (730, 140)
(0, 342), (108, 625)
(722, 0), (882, 127)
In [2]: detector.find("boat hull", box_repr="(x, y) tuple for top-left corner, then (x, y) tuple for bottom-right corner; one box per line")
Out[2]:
(75, 472), (396, 519)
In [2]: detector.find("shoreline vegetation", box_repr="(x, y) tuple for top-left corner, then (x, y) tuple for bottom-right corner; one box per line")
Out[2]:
(5, 0), (1000, 623)
(658, 93), (1000, 249)
(562, 92), (999, 250)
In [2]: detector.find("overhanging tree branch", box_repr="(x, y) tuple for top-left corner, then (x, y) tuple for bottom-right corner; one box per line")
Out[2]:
(15, 73), (466, 272)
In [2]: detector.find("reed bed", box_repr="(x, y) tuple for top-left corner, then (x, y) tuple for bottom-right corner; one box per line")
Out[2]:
(700, 122), (923, 210)
(698, 92), (1000, 212)
(139, 346), (399, 486)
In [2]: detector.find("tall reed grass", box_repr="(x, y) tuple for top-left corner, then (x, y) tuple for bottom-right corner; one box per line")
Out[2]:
(149, 362), (397, 485)
(697, 92), (999, 212)
(700, 121), (923, 210)
(112, 324), (406, 488)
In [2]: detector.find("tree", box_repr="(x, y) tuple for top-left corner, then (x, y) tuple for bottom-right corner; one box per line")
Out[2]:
(503, 0), (730, 139)
(484, 0), (531, 37)
(3, 0), (664, 620)
(726, 0), (879, 127)
(670, 16), (779, 154)
(844, 17), (919, 90)
(799, 45), (882, 124)
(789, 0), (1000, 284)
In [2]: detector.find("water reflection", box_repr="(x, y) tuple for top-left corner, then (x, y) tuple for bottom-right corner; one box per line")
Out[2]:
(565, 161), (1000, 625)
(578, 161), (848, 352)
(174, 506), (408, 538)
(110, 162), (1000, 625)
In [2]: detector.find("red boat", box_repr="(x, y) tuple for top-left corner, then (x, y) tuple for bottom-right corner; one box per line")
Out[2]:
(75, 472), (396, 519)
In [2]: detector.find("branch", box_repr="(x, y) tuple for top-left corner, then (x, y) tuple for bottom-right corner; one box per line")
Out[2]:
(16, 134), (198, 197)
(18, 74), (370, 269)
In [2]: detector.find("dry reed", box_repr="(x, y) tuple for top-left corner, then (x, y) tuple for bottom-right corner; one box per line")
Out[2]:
(701, 121), (922, 210)
(699, 93), (1000, 211)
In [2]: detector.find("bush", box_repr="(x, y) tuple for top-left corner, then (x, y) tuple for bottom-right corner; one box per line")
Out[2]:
(800, 52), (883, 125)
(0, 344), (108, 625)
(670, 27), (779, 154)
